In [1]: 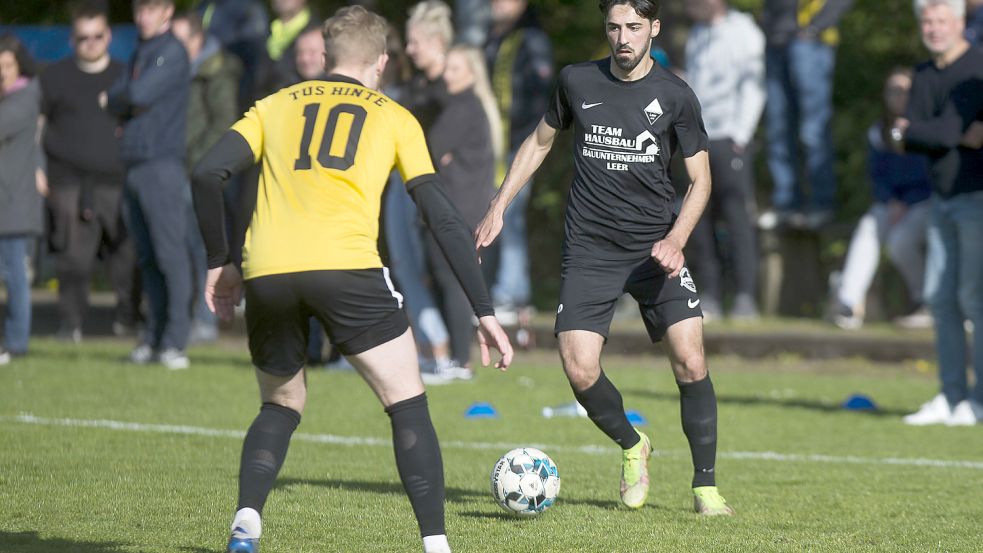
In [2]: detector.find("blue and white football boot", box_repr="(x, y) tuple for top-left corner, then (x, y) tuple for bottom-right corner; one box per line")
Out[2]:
(227, 527), (259, 553)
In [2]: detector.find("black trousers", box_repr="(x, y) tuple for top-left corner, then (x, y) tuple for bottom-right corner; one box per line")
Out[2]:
(687, 139), (758, 302)
(424, 233), (474, 366)
(47, 162), (139, 331)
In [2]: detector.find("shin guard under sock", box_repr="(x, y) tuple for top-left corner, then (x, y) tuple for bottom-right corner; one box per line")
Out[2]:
(237, 402), (301, 514)
(385, 393), (445, 537)
(678, 376), (718, 487)
(573, 371), (640, 449)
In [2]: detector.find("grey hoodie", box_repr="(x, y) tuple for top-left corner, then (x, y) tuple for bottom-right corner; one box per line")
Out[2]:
(685, 9), (766, 146)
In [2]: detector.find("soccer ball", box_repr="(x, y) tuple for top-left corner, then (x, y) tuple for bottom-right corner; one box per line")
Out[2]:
(490, 447), (560, 516)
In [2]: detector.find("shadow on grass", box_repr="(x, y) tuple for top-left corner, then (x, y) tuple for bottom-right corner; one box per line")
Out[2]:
(0, 531), (126, 552)
(276, 477), (628, 511)
(621, 389), (911, 417)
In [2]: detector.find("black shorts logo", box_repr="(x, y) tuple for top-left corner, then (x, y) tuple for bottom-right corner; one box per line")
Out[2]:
(679, 267), (697, 293)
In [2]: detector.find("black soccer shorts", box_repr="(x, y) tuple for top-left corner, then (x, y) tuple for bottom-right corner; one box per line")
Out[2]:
(245, 268), (409, 376)
(553, 255), (703, 342)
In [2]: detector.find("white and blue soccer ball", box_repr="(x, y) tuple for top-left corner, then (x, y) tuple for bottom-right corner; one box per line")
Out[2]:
(490, 447), (560, 516)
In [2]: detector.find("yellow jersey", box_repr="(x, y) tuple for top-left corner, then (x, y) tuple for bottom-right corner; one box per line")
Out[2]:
(231, 76), (435, 280)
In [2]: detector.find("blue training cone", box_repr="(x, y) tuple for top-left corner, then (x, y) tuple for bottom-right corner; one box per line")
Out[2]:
(465, 402), (499, 419)
(625, 409), (648, 425)
(841, 393), (877, 411)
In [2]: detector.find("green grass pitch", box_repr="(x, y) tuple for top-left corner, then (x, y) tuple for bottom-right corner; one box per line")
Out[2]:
(1, 339), (981, 552)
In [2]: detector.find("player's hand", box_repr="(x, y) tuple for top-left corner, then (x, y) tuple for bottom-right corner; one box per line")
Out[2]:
(35, 168), (49, 198)
(476, 315), (513, 371)
(651, 236), (685, 279)
(474, 206), (505, 252)
(205, 263), (243, 322)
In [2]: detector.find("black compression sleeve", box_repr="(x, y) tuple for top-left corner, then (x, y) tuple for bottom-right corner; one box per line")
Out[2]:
(191, 131), (255, 269)
(408, 176), (494, 317)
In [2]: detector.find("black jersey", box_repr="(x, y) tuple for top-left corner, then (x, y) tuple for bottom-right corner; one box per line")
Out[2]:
(545, 59), (708, 260)
(40, 58), (125, 176)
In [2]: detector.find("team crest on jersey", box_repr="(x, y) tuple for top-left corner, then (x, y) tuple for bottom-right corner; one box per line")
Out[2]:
(644, 98), (664, 125)
(678, 267), (697, 293)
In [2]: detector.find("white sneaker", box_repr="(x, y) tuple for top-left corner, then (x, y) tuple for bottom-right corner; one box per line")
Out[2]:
(902, 394), (953, 426)
(420, 371), (452, 386)
(435, 359), (474, 381)
(0, 348), (10, 366)
(158, 348), (190, 370)
(946, 399), (983, 426)
(894, 306), (933, 330)
(129, 344), (155, 364)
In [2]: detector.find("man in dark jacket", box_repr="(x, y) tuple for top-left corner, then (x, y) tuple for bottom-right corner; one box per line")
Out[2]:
(760, 0), (853, 230)
(106, 0), (193, 370)
(172, 11), (242, 169)
(896, 0), (983, 426)
(483, 0), (554, 321)
(173, 9), (242, 344)
(41, 3), (139, 343)
(196, 0), (268, 109)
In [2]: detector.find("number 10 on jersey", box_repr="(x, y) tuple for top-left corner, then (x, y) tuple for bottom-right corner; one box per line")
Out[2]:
(294, 102), (367, 171)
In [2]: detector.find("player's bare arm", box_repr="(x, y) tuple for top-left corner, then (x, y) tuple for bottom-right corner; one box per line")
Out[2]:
(475, 117), (558, 249)
(651, 149), (711, 279)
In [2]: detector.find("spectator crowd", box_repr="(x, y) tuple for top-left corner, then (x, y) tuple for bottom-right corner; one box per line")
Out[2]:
(0, 0), (980, 423)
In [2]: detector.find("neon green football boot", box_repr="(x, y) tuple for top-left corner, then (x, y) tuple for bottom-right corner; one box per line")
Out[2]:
(693, 486), (735, 516)
(619, 429), (652, 509)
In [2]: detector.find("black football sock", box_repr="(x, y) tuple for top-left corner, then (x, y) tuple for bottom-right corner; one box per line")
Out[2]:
(573, 370), (640, 449)
(237, 402), (301, 514)
(386, 393), (445, 537)
(678, 376), (718, 488)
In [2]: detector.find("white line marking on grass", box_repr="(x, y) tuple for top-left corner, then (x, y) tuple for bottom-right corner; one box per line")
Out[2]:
(7, 414), (983, 470)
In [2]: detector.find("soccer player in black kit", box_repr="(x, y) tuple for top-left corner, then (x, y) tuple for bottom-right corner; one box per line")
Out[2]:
(476, 0), (734, 515)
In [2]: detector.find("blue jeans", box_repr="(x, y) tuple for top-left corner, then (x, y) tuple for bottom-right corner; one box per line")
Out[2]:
(492, 171), (532, 307)
(0, 236), (31, 353)
(764, 39), (837, 211)
(923, 192), (983, 405)
(124, 159), (194, 351)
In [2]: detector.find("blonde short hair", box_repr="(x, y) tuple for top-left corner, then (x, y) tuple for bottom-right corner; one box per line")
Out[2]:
(322, 6), (388, 69)
(407, 0), (454, 48)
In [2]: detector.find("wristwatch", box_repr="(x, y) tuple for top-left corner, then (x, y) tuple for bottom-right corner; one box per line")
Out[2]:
(890, 126), (904, 144)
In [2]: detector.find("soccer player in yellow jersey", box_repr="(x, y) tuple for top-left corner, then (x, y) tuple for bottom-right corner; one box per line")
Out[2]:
(190, 7), (513, 553)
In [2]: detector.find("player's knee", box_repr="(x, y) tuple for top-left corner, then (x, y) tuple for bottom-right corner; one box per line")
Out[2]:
(672, 353), (708, 383)
(261, 384), (307, 415)
(268, 395), (306, 415)
(560, 352), (600, 391)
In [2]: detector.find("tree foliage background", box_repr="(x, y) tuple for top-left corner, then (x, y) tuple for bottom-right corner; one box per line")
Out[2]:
(2, 0), (928, 309)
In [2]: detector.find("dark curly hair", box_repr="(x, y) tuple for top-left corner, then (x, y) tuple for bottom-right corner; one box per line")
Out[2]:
(598, 0), (660, 20)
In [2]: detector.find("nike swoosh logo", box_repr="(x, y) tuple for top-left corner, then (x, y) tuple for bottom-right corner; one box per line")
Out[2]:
(688, 299), (701, 309)
(581, 101), (603, 109)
